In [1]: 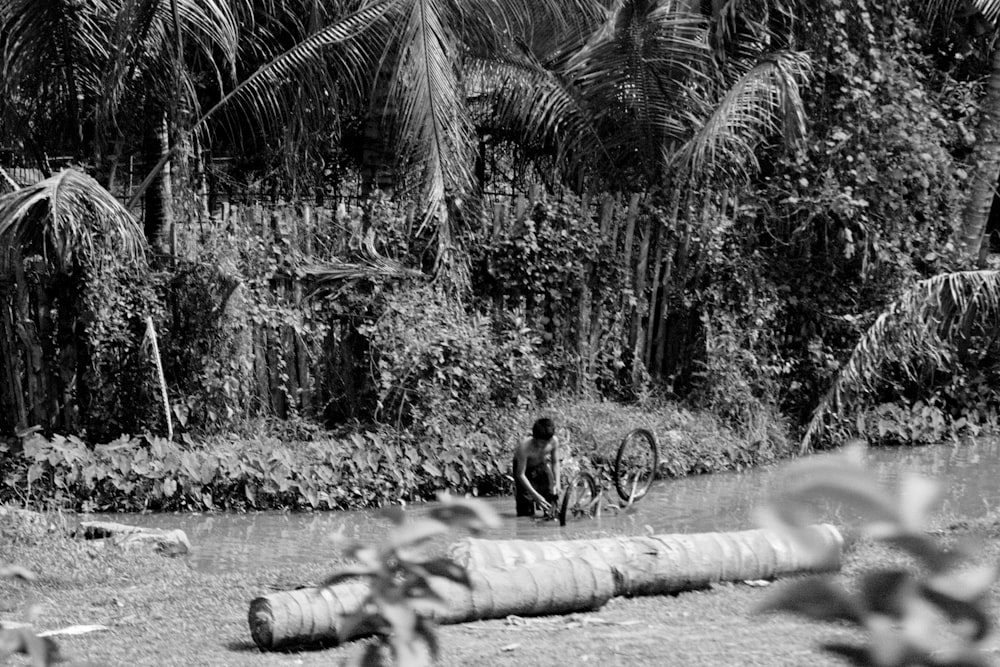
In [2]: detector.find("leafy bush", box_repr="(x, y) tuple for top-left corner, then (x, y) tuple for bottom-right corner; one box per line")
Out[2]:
(471, 198), (628, 394)
(738, 2), (976, 426)
(548, 395), (791, 477)
(0, 562), (60, 666)
(0, 428), (510, 512)
(758, 442), (996, 666)
(361, 285), (544, 432)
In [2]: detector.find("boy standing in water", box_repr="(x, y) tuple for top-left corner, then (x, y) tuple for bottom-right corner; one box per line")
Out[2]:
(513, 417), (561, 517)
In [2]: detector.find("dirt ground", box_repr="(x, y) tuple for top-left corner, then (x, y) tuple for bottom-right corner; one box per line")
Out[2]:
(3, 516), (1000, 666)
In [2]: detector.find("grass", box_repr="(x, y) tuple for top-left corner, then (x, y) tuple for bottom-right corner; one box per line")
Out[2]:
(4, 511), (999, 666)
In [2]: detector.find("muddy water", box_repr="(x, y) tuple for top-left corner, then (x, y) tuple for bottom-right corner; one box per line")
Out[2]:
(104, 438), (1000, 574)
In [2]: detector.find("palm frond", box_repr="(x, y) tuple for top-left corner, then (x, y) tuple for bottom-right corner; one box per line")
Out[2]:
(970, 0), (1000, 24)
(0, 0), (113, 150)
(671, 49), (810, 186)
(388, 0), (475, 209)
(801, 270), (1000, 452)
(0, 169), (147, 277)
(101, 0), (242, 116)
(459, 0), (605, 57)
(195, 0), (396, 132)
(562, 0), (711, 179)
(301, 229), (426, 299)
(467, 52), (606, 183)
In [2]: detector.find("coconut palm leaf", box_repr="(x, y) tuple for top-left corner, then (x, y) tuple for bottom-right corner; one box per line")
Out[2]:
(194, 1), (395, 133)
(91, 0), (246, 162)
(301, 229), (426, 299)
(562, 0), (711, 181)
(801, 270), (1000, 452)
(0, 0), (113, 151)
(100, 0), (242, 118)
(0, 169), (146, 277)
(467, 52), (606, 183)
(923, 0), (1000, 24)
(671, 49), (809, 187)
(974, 0), (1000, 22)
(388, 0), (474, 213)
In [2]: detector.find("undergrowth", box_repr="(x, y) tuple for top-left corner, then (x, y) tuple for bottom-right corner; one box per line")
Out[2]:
(0, 394), (787, 512)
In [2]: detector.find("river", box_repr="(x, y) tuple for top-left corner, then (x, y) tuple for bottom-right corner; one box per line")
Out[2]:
(104, 438), (1000, 574)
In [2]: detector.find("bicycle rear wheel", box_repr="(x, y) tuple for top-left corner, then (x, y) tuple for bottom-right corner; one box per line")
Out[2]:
(557, 472), (599, 526)
(613, 428), (659, 503)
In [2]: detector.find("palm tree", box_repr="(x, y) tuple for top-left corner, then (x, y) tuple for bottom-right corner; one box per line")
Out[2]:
(800, 270), (1000, 451)
(932, 0), (1000, 262)
(0, 169), (149, 435)
(0, 0), (243, 247)
(194, 0), (810, 279)
(3, 1), (812, 270)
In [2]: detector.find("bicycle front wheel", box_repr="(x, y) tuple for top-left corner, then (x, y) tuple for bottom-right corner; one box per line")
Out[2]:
(557, 472), (599, 526)
(613, 428), (659, 503)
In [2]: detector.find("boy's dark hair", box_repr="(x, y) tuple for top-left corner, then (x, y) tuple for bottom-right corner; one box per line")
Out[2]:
(532, 417), (556, 441)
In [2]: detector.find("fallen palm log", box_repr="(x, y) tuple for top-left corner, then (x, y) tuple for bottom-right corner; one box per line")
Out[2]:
(248, 557), (617, 651)
(450, 523), (844, 597)
(249, 524), (842, 650)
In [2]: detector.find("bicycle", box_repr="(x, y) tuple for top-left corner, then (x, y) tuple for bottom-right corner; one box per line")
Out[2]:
(555, 428), (660, 526)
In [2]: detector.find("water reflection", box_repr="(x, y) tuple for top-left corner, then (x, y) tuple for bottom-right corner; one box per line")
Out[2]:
(99, 438), (1000, 574)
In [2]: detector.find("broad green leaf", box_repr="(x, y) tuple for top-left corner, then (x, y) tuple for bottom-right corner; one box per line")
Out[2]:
(380, 599), (418, 641)
(821, 642), (871, 666)
(881, 533), (960, 573)
(919, 584), (992, 643)
(867, 615), (911, 667)
(858, 569), (915, 617)
(386, 519), (449, 551)
(897, 473), (941, 532)
(417, 557), (471, 587)
(322, 565), (379, 588)
(927, 564), (999, 603)
(429, 493), (501, 534)
(757, 577), (865, 625)
(416, 616), (441, 659)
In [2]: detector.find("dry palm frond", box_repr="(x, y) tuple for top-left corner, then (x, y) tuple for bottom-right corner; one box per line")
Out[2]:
(0, 169), (146, 277)
(301, 230), (426, 299)
(801, 270), (1000, 452)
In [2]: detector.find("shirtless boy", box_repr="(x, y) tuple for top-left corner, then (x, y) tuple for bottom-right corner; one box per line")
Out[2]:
(513, 417), (560, 517)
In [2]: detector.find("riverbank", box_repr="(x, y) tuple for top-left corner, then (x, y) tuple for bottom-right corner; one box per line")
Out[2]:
(3, 511), (998, 666)
(0, 396), (791, 513)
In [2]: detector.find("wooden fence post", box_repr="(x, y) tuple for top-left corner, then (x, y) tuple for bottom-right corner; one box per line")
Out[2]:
(631, 214), (653, 389)
(645, 225), (665, 375)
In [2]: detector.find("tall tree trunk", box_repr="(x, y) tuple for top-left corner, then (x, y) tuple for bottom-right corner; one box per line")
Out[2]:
(956, 42), (1000, 263)
(142, 111), (173, 252)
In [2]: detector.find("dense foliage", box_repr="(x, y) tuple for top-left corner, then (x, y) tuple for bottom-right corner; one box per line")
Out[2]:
(2, 0), (1000, 511)
(0, 397), (781, 512)
(760, 442), (997, 665)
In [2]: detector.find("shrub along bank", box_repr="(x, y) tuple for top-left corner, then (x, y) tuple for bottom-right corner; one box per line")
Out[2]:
(0, 398), (791, 512)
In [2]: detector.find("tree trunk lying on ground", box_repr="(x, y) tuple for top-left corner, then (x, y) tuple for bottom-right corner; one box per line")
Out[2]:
(248, 557), (617, 650)
(248, 524), (843, 651)
(450, 524), (844, 597)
